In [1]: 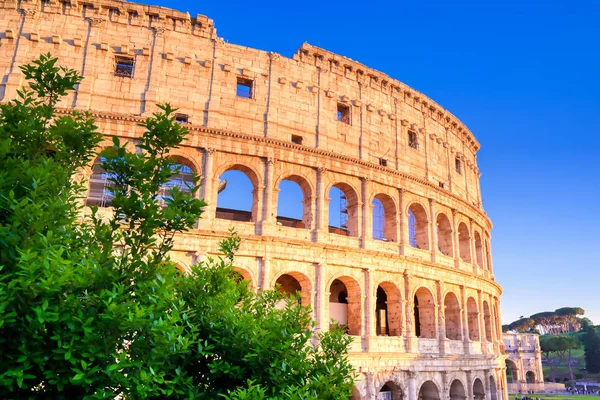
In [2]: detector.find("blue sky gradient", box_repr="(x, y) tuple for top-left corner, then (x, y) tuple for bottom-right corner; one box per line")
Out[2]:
(139, 0), (600, 325)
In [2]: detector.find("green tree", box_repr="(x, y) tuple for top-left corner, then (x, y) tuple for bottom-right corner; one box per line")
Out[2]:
(508, 317), (536, 332)
(540, 335), (579, 385)
(0, 54), (354, 399)
(584, 326), (600, 373)
(555, 307), (585, 333)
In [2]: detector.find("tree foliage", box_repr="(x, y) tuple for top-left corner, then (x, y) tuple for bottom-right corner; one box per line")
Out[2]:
(540, 335), (579, 384)
(506, 307), (585, 335)
(0, 54), (355, 399)
(584, 326), (600, 373)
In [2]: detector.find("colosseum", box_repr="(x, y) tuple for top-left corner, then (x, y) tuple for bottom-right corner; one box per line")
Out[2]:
(0, 0), (509, 398)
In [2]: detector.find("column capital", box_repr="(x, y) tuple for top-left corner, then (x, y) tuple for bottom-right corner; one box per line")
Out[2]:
(317, 166), (327, 174)
(265, 157), (275, 165)
(204, 147), (216, 156)
(361, 176), (370, 183)
(428, 197), (435, 205)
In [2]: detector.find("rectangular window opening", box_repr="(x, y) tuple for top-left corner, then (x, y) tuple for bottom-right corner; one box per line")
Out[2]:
(291, 135), (303, 145)
(236, 77), (253, 99)
(455, 157), (462, 174)
(379, 158), (388, 167)
(175, 113), (189, 124)
(337, 103), (351, 125)
(439, 182), (445, 189)
(408, 131), (419, 149)
(115, 55), (134, 78)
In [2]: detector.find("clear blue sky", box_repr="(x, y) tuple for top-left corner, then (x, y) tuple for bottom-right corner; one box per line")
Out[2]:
(141, 0), (600, 325)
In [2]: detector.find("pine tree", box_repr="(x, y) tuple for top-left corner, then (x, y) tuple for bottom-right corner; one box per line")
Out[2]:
(584, 326), (600, 373)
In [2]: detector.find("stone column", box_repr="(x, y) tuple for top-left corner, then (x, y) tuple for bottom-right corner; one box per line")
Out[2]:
(440, 371), (450, 400)
(484, 369), (492, 400)
(259, 256), (270, 291)
(460, 285), (470, 355)
(141, 25), (168, 115)
(445, 128), (453, 191)
(437, 280), (447, 354)
(500, 368), (509, 400)
(466, 370), (474, 400)
(361, 177), (371, 249)
(399, 188), (406, 256)
(258, 157), (275, 235)
(407, 371), (417, 400)
(75, 16), (105, 109)
(197, 148), (216, 229)
(315, 167), (327, 241)
(1, 7), (34, 101)
(488, 294), (498, 345)
(452, 209), (460, 268)
(404, 272), (415, 352)
(363, 268), (372, 351)
(314, 262), (325, 332)
(478, 290), (487, 354)
(470, 218), (477, 273)
(429, 198), (437, 263)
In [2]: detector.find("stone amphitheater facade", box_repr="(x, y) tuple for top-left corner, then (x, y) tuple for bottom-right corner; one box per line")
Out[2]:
(0, 0), (508, 399)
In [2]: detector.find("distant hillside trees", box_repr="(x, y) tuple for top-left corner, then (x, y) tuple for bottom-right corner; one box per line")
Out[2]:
(504, 307), (585, 334)
(540, 335), (579, 384)
(584, 325), (600, 373)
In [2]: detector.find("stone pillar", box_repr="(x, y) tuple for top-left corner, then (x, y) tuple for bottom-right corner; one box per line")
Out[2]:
(75, 16), (105, 109)
(470, 218), (477, 273)
(1, 8), (32, 101)
(478, 290), (487, 354)
(404, 272), (416, 352)
(200, 148), (215, 222)
(500, 368), (509, 400)
(452, 209), (460, 268)
(258, 157), (275, 235)
(259, 256), (270, 291)
(488, 294), (498, 345)
(314, 262), (325, 332)
(445, 128), (453, 191)
(407, 371), (418, 400)
(422, 127), (430, 181)
(429, 198), (437, 263)
(466, 370), (474, 400)
(361, 177), (371, 249)
(460, 285), (470, 355)
(399, 188), (406, 256)
(315, 167), (327, 241)
(440, 371), (450, 400)
(437, 280), (447, 353)
(363, 268), (372, 349)
(484, 369), (492, 400)
(141, 25), (168, 115)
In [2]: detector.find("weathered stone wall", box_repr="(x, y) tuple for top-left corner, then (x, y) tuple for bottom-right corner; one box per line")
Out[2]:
(504, 334), (546, 394)
(0, 1), (507, 399)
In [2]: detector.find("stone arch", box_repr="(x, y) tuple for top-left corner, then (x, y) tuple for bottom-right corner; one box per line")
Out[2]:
(407, 202), (429, 250)
(414, 287), (436, 338)
(216, 163), (261, 223)
(159, 155), (198, 202)
(233, 267), (253, 289)
(378, 381), (403, 400)
(489, 375), (498, 400)
(372, 192), (397, 242)
(458, 222), (471, 263)
(526, 371), (535, 383)
(87, 156), (115, 207)
(474, 231), (483, 267)
(467, 297), (480, 341)
(436, 212), (453, 256)
(483, 301), (492, 341)
(167, 149), (203, 176)
(327, 182), (360, 237)
(376, 281), (402, 336)
(473, 378), (485, 400)
(275, 173), (313, 229)
(444, 291), (461, 340)
(505, 359), (519, 383)
(418, 380), (440, 400)
(350, 386), (362, 400)
(449, 379), (466, 400)
(328, 275), (362, 335)
(273, 271), (312, 307)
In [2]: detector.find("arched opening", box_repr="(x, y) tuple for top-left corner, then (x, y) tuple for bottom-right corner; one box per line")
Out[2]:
(449, 380), (466, 400)
(275, 272), (311, 306)
(467, 297), (480, 341)
(87, 156), (115, 207)
(376, 282), (402, 336)
(329, 277), (361, 335)
(474, 231), (483, 267)
(458, 223), (471, 262)
(233, 268), (253, 289)
(444, 292), (461, 340)
(328, 183), (359, 237)
(350, 386), (362, 400)
(158, 158), (196, 204)
(276, 176), (311, 229)
(414, 287), (436, 338)
(436, 213), (453, 256)
(408, 203), (429, 250)
(526, 371), (535, 384)
(506, 360), (518, 383)
(473, 378), (485, 400)
(378, 381), (403, 400)
(483, 301), (492, 341)
(216, 167), (258, 222)
(489, 376), (498, 400)
(372, 194), (397, 242)
(418, 381), (440, 400)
